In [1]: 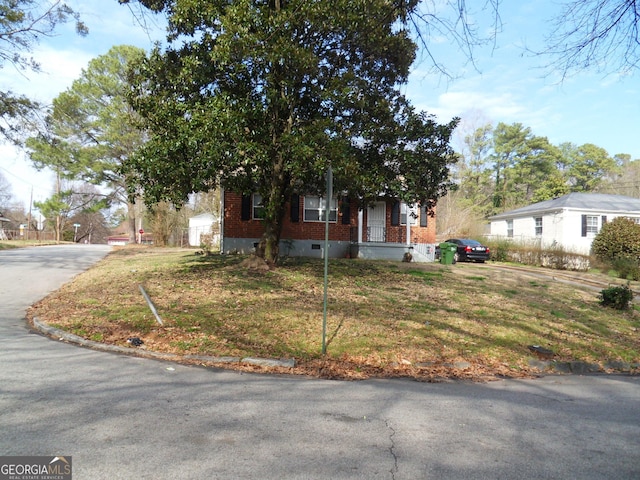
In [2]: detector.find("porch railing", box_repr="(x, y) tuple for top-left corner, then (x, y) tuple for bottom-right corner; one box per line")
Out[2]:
(350, 226), (407, 243)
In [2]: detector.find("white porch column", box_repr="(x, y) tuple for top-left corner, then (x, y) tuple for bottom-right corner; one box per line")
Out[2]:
(406, 214), (411, 246)
(357, 209), (363, 243)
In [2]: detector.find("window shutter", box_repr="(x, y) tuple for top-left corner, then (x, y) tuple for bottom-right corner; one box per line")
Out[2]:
(420, 205), (428, 227)
(391, 201), (400, 226)
(241, 195), (251, 221)
(341, 196), (350, 225)
(581, 214), (587, 237)
(290, 194), (300, 223)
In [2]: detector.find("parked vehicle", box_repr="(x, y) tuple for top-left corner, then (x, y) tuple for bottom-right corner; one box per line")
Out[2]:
(435, 238), (490, 263)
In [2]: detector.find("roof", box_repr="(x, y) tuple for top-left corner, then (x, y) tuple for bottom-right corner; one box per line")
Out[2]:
(489, 193), (640, 220)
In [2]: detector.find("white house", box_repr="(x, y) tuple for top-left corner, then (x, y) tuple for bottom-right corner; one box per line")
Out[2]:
(488, 193), (640, 255)
(188, 213), (219, 247)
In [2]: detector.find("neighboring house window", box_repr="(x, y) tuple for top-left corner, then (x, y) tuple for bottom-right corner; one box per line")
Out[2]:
(586, 215), (598, 237)
(252, 194), (265, 220)
(507, 219), (513, 238)
(534, 217), (543, 236)
(400, 203), (417, 225)
(304, 196), (337, 222)
(581, 214), (602, 237)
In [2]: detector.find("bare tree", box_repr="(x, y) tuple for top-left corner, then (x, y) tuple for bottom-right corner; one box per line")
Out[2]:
(0, 170), (13, 209)
(541, 0), (640, 78)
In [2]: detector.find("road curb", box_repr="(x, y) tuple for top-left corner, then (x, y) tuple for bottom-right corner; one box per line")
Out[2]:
(32, 318), (636, 377)
(31, 317), (296, 369)
(529, 358), (640, 374)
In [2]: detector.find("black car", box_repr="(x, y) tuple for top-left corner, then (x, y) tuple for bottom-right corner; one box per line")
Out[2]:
(436, 238), (490, 263)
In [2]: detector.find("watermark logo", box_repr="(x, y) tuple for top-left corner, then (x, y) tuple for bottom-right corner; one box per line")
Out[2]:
(0, 456), (72, 480)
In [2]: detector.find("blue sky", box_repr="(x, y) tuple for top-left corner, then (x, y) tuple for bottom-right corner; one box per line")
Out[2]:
(1, 0), (638, 208)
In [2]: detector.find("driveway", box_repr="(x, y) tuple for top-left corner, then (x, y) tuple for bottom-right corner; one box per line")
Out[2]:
(1, 245), (639, 479)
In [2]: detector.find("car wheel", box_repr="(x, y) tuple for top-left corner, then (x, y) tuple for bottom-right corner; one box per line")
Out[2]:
(453, 252), (460, 263)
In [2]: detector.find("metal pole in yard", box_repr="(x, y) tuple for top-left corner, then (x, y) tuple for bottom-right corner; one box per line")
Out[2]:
(322, 166), (333, 355)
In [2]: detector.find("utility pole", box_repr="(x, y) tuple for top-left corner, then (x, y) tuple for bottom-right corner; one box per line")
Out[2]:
(27, 186), (32, 241)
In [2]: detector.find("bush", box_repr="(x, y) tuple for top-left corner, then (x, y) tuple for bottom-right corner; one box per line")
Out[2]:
(488, 239), (510, 262)
(591, 217), (640, 279)
(611, 255), (640, 281)
(599, 284), (634, 310)
(592, 217), (640, 262)
(200, 233), (214, 256)
(484, 238), (590, 271)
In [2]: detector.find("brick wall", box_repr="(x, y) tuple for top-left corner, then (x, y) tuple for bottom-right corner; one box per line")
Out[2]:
(223, 191), (436, 243)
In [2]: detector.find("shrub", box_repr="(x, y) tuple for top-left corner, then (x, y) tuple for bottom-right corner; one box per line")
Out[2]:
(200, 233), (214, 256)
(599, 284), (634, 310)
(592, 217), (640, 263)
(488, 239), (510, 262)
(611, 255), (640, 281)
(485, 238), (590, 271)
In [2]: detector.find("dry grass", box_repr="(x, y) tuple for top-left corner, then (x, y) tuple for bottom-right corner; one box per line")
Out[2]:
(28, 246), (640, 381)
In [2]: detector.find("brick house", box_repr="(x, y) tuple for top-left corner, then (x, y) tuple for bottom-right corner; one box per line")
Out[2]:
(221, 191), (437, 262)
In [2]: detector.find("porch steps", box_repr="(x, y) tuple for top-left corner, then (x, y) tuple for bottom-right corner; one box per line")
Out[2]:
(410, 243), (436, 263)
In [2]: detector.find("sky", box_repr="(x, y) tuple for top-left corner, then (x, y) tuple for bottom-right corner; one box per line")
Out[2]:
(1, 0), (638, 209)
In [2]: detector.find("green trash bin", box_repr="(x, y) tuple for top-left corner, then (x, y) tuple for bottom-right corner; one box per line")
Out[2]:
(439, 242), (457, 265)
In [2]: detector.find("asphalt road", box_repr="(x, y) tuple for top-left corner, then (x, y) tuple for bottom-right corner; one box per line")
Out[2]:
(1, 245), (639, 479)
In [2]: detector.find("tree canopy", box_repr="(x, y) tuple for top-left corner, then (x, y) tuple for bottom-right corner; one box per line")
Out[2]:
(124, 0), (459, 263)
(439, 120), (628, 235)
(26, 45), (147, 241)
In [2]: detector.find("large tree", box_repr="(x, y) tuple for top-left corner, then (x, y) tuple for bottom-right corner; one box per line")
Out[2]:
(489, 122), (562, 211)
(0, 0), (86, 143)
(560, 142), (618, 192)
(26, 45), (147, 242)
(124, 0), (459, 264)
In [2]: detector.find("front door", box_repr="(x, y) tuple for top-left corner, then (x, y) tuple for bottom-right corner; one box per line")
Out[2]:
(367, 202), (386, 242)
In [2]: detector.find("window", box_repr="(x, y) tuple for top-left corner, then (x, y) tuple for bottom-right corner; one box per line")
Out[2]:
(534, 217), (542, 236)
(585, 215), (598, 238)
(507, 219), (513, 238)
(400, 203), (418, 226)
(304, 196), (337, 222)
(252, 194), (265, 219)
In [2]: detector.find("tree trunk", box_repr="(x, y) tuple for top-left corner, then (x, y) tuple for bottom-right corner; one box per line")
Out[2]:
(256, 154), (288, 265)
(257, 220), (281, 265)
(256, 184), (287, 265)
(127, 199), (137, 243)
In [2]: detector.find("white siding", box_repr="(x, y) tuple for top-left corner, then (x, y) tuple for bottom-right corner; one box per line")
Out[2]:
(490, 210), (640, 254)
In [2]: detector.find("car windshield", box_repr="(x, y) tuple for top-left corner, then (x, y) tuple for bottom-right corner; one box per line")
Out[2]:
(461, 239), (481, 246)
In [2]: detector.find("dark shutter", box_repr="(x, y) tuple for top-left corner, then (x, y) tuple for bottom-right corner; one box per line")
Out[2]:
(241, 194), (251, 221)
(391, 201), (400, 226)
(290, 194), (300, 223)
(581, 214), (587, 237)
(341, 196), (351, 224)
(420, 205), (428, 227)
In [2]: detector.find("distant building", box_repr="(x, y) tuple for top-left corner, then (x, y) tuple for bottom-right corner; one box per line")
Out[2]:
(488, 193), (640, 254)
(188, 213), (220, 247)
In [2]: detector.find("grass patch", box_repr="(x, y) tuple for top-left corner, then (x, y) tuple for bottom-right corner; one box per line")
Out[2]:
(27, 247), (640, 379)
